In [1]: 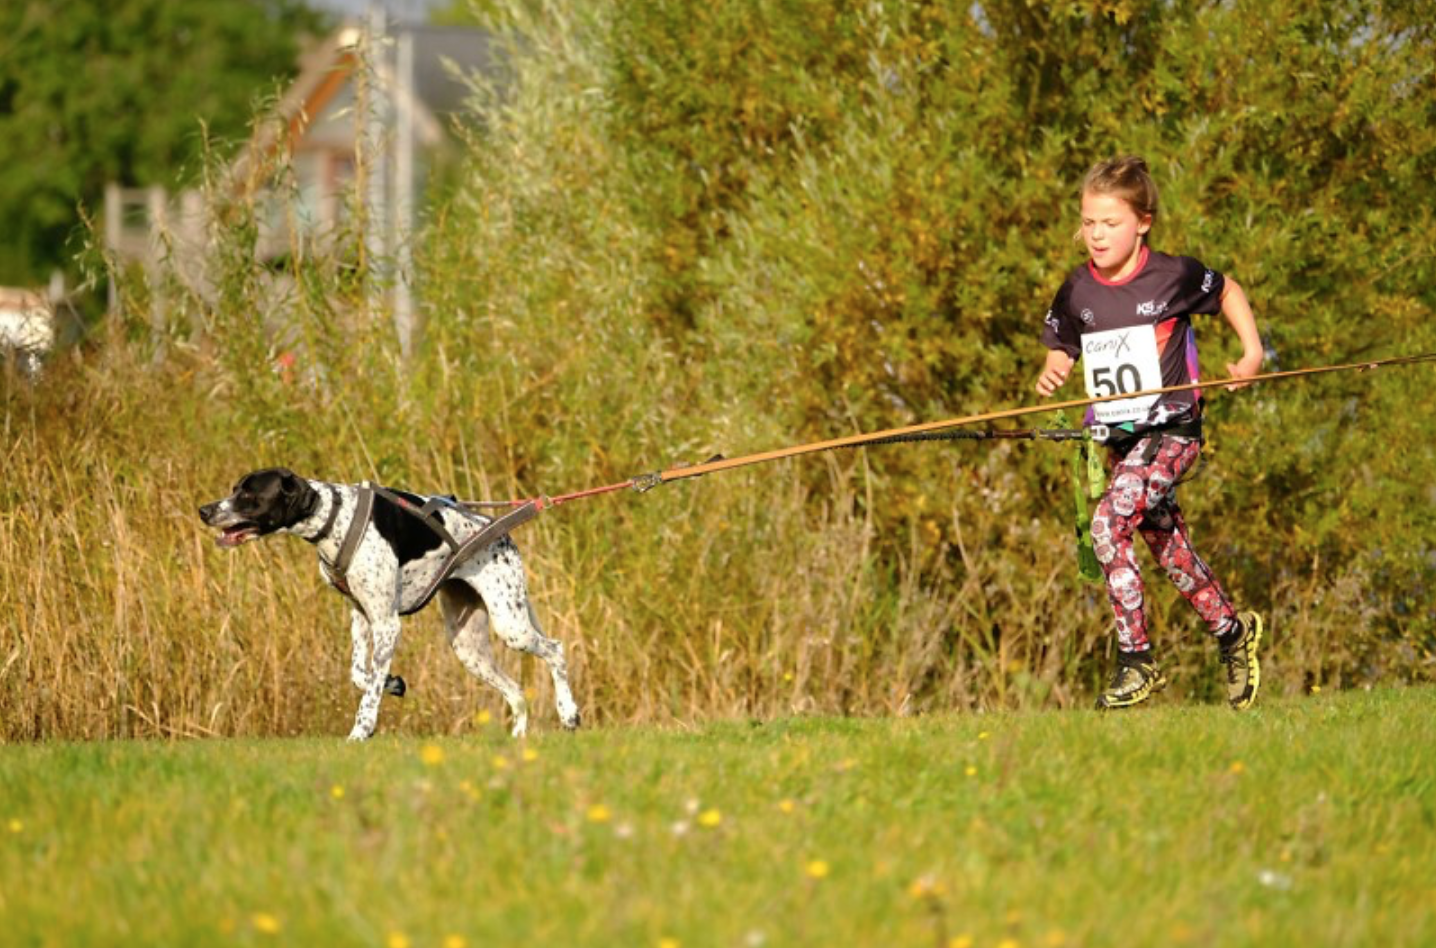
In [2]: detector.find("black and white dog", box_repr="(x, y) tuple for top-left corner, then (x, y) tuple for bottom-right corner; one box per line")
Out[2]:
(199, 468), (580, 740)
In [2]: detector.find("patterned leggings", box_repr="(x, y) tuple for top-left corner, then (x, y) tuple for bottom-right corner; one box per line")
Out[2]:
(1090, 435), (1237, 653)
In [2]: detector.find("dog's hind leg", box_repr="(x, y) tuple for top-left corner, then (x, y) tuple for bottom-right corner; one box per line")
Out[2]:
(487, 596), (581, 732)
(439, 582), (529, 738)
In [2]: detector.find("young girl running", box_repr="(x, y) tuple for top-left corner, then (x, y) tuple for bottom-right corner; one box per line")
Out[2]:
(1035, 155), (1265, 710)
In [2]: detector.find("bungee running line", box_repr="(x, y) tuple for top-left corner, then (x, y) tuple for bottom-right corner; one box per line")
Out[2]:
(459, 351), (1436, 512)
(643, 352), (1436, 487)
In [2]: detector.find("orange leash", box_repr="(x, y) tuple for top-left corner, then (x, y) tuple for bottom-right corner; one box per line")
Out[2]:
(461, 351), (1436, 509)
(637, 352), (1436, 488)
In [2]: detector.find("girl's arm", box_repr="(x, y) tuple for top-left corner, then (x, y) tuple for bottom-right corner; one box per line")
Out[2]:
(1036, 348), (1076, 397)
(1221, 278), (1264, 389)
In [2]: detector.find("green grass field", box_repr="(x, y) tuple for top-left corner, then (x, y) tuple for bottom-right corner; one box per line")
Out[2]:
(2, 687), (1433, 948)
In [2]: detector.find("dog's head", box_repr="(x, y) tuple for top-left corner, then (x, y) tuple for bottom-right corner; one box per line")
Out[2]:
(199, 468), (320, 548)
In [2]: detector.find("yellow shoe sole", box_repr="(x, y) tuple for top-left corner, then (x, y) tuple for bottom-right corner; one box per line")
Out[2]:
(1095, 671), (1168, 710)
(1229, 611), (1263, 710)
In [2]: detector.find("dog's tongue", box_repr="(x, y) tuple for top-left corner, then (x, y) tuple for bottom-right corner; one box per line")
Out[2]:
(217, 526), (256, 548)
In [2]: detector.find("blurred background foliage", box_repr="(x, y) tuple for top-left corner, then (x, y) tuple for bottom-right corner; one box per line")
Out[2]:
(0, 0), (328, 286)
(2, 0), (1433, 740)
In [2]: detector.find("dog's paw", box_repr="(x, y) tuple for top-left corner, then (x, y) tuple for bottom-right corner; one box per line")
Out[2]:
(345, 727), (372, 742)
(556, 694), (581, 731)
(383, 675), (407, 698)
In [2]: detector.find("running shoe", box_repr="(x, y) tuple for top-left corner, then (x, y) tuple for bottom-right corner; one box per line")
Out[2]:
(1095, 655), (1167, 709)
(1219, 610), (1264, 710)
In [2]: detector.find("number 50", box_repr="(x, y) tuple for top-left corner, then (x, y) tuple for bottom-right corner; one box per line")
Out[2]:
(1092, 364), (1142, 397)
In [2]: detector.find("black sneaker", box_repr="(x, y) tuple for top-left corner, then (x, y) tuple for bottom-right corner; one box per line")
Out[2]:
(1218, 611), (1263, 710)
(1095, 655), (1167, 709)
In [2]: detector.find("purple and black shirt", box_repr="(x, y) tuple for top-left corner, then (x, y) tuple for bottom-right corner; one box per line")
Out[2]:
(1041, 247), (1225, 433)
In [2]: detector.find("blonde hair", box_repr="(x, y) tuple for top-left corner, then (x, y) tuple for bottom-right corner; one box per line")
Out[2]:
(1080, 155), (1159, 224)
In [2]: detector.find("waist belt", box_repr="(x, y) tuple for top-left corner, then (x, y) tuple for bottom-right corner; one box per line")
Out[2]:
(1095, 418), (1204, 463)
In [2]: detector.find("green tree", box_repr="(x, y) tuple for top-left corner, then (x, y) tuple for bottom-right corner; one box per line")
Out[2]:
(0, 0), (327, 286)
(426, 0), (1436, 689)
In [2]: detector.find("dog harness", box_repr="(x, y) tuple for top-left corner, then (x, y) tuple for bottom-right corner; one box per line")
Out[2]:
(315, 482), (541, 615)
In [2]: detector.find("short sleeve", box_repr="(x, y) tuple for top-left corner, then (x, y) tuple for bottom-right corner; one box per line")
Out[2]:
(1040, 280), (1081, 359)
(1174, 257), (1225, 316)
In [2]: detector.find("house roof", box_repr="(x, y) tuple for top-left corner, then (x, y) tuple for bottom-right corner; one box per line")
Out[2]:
(235, 20), (499, 182)
(294, 22), (498, 138)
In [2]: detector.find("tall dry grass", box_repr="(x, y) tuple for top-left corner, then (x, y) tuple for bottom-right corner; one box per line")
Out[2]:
(0, 322), (1155, 740)
(6, 327), (1415, 742)
(3, 0), (1433, 741)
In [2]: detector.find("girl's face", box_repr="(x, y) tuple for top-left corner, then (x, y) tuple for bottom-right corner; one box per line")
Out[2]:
(1080, 190), (1151, 280)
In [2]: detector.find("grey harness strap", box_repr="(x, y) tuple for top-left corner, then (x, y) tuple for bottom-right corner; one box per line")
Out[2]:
(321, 482), (374, 596)
(318, 482), (539, 616)
(312, 485), (345, 543)
(374, 487), (462, 554)
(398, 500), (541, 616)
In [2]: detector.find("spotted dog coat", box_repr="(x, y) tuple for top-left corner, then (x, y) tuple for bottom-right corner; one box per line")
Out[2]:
(199, 468), (580, 740)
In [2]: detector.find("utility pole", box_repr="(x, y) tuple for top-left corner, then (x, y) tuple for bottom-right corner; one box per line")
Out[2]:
(394, 27), (416, 359)
(366, 4), (389, 327)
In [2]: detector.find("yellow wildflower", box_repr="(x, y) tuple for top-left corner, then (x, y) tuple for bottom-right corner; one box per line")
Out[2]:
(521, 747), (539, 763)
(251, 913), (281, 935)
(587, 804), (612, 823)
(697, 808), (722, 828)
(387, 932), (411, 948)
(330, 785), (345, 800)
(804, 859), (830, 880)
(908, 875), (947, 899)
(420, 744), (445, 766)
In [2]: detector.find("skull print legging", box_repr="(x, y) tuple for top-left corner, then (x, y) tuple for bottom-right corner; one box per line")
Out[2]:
(1089, 435), (1237, 653)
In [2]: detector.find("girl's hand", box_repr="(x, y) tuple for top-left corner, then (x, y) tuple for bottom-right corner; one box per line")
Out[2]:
(1036, 351), (1076, 397)
(1035, 365), (1069, 397)
(1224, 353), (1263, 391)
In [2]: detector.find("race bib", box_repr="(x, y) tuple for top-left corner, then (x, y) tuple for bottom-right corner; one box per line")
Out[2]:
(1082, 325), (1162, 424)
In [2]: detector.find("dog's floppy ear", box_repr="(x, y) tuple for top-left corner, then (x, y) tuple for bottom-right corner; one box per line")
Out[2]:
(277, 469), (319, 522)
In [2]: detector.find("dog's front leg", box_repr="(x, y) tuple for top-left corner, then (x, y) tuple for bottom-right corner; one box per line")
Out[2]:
(349, 608), (407, 698)
(348, 614), (400, 742)
(348, 608), (371, 692)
